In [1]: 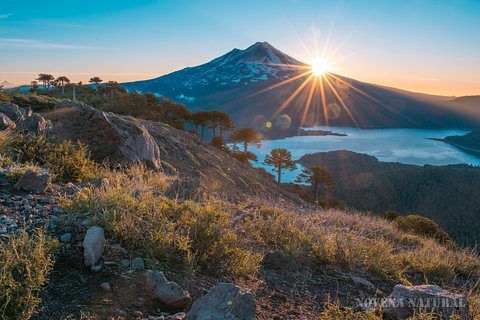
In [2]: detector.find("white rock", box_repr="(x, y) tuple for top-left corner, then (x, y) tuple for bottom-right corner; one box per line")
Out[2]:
(83, 226), (105, 266)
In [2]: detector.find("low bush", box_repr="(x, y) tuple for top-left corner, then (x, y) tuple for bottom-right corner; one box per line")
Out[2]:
(9, 135), (100, 183)
(9, 93), (58, 112)
(394, 214), (452, 245)
(0, 230), (57, 320)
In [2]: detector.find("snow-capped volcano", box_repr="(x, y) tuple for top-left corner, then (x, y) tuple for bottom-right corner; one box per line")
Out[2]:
(0, 81), (17, 89)
(127, 42), (305, 92)
(123, 42), (480, 134)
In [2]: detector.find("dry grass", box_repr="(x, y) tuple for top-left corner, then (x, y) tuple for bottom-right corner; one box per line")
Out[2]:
(0, 230), (57, 320)
(61, 165), (260, 277)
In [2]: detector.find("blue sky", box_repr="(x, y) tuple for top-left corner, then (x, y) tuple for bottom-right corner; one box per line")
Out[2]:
(1, 0), (479, 95)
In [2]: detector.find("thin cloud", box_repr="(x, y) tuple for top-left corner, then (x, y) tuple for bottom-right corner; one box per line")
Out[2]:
(0, 38), (95, 49)
(0, 13), (13, 19)
(414, 77), (439, 81)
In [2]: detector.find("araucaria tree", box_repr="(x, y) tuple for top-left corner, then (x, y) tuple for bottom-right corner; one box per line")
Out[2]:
(295, 166), (334, 202)
(89, 77), (103, 95)
(264, 148), (296, 184)
(230, 128), (261, 157)
(36, 73), (54, 91)
(56, 76), (70, 95)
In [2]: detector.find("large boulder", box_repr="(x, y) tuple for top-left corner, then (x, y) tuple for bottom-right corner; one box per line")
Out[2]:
(83, 226), (105, 267)
(13, 170), (50, 193)
(0, 113), (15, 130)
(17, 113), (47, 134)
(48, 101), (161, 169)
(383, 285), (469, 319)
(185, 283), (255, 320)
(0, 104), (28, 122)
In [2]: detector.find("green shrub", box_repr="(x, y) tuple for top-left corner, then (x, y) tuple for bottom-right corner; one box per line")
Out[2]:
(9, 93), (58, 112)
(395, 214), (452, 244)
(0, 230), (57, 320)
(9, 135), (100, 183)
(61, 166), (259, 277)
(0, 90), (11, 103)
(384, 210), (401, 221)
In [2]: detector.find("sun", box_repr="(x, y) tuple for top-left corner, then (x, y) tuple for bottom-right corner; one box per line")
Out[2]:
(310, 59), (331, 76)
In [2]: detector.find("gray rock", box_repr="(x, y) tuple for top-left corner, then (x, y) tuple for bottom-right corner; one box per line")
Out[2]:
(0, 104), (27, 122)
(83, 226), (105, 267)
(145, 270), (167, 291)
(132, 257), (145, 269)
(100, 282), (111, 291)
(50, 100), (161, 169)
(383, 285), (469, 319)
(60, 232), (72, 243)
(16, 113), (47, 134)
(0, 112), (15, 130)
(90, 265), (102, 273)
(154, 281), (191, 309)
(13, 170), (50, 194)
(185, 283), (255, 320)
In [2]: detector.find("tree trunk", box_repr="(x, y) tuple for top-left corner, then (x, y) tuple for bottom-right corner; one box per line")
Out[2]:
(277, 166), (281, 184)
(61, 85), (65, 96)
(314, 183), (319, 202)
(201, 125), (205, 141)
(96, 84), (99, 96)
(243, 141), (248, 156)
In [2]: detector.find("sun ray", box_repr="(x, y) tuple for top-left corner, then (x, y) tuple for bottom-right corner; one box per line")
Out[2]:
(271, 73), (316, 119)
(318, 75), (329, 126)
(300, 75), (318, 126)
(323, 74), (359, 126)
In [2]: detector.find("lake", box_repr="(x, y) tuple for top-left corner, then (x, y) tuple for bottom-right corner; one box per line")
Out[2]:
(250, 126), (480, 183)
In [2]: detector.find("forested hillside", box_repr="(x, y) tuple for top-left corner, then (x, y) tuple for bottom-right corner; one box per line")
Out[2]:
(298, 150), (480, 245)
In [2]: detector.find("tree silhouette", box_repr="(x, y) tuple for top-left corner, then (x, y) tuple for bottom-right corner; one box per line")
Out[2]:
(56, 76), (70, 95)
(264, 148), (296, 184)
(295, 166), (334, 202)
(89, 77), (103, 95)
(218, 112), (234, 138)
(36, 73), (54, 91)
(230, 128), (261, 157)
(191, 111), (209, 140)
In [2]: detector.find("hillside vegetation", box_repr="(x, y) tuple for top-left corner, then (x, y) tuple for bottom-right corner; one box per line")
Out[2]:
(0, 94), (479, 319)
(297, 150), (480, 246)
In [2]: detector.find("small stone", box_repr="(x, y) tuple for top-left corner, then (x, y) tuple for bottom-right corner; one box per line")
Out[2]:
(25, 194), (34, 200)
(119, 259), (130, 268)
(60, 233), (72, 243)
(100, 282), (111, 291)
(168, 312), (186, 320)
(42, 196), (56, 204)
(134, 297), (145, 307)
(131, 257), (145, 270)
(24, 204), (32, 211)
(90, 264), (102, 273)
